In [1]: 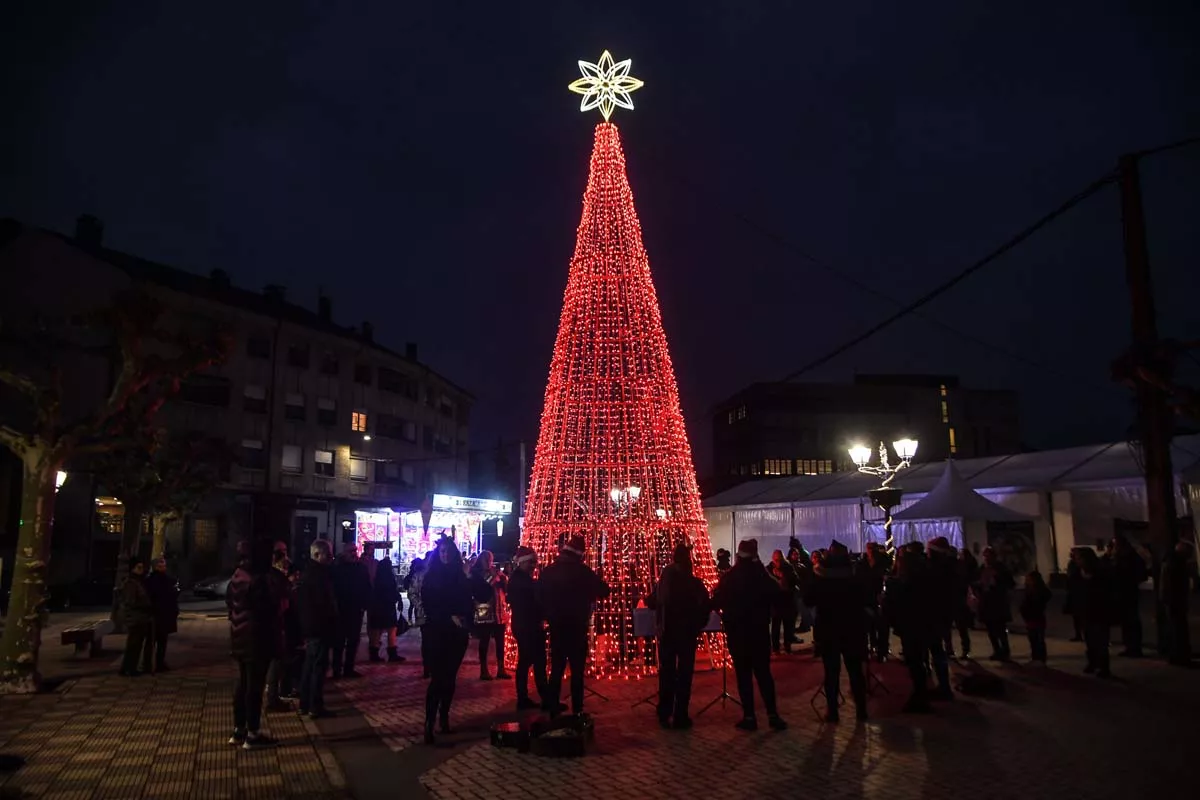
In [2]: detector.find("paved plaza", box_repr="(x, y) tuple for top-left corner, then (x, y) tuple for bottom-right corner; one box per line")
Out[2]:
(0, 600), (1194, 799)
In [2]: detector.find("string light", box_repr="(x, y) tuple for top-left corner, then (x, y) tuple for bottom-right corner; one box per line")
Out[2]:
(517, 121), (724, 679)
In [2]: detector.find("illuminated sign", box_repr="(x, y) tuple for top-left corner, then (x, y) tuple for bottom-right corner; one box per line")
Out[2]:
(431, 494), (513, 515)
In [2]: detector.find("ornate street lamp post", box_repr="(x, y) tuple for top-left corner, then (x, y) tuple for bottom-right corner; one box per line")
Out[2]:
(849, 439), (918, 555)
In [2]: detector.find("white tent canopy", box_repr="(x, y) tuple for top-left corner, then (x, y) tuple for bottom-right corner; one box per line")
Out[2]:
(892, 460), (1034, 523)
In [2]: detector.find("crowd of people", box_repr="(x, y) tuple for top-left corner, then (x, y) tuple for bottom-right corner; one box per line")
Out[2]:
(113, 525), (1192, 749)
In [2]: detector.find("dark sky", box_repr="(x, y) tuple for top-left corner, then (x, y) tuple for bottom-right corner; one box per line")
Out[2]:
(3, 1), (1199, 474)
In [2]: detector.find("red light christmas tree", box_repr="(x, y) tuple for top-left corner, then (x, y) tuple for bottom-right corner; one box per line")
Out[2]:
(518, 51), (722, 678)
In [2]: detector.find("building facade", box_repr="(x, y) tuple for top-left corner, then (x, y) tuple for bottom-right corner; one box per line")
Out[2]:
(0, 217), (472, 586)
(710, 375), (1020, 485)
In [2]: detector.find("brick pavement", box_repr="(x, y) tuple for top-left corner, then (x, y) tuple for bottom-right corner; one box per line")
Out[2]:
(0, 615), (348, 800)
(336, 615), (1197, 800)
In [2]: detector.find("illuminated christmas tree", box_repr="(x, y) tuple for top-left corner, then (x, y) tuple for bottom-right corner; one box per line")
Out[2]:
(519, 51), (721, 678)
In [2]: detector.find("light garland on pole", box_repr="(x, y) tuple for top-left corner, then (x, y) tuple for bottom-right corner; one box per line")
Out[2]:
(514, 51), (723, 679)
(849, 439), (918, 555)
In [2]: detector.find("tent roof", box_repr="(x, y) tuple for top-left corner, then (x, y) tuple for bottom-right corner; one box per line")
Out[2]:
(704, 433), (1200, 510)
(891, 460), (1033, 522)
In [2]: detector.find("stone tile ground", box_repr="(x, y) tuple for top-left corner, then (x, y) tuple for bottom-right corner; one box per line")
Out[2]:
(0, 615), (347, 800)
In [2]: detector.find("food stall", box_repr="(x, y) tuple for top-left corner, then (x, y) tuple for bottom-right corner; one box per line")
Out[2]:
(355, 493), (513, 567)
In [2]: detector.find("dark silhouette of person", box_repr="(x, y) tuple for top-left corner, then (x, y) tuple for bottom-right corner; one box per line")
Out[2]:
(1078, 547), (1114, 678)
(227, 538), (283, 749)
(655, 543), (711, 729)
(297, 539), (338, 718)
(804, 540), (869, 722)
(887, 548), (949, 712)
(976, 546), (1015, 661)
(421, 537), (474, 744)
(538, 534), (610, 717)
(766, 550), (799, 654)
(142, 557), (178, 673)
(508, 546), (550, 710)
(331, 545), (371, 679)
(118, 557), (152, 677)
(951, 547), (978, 657)
(712, 539), (788, 732)
(1161, 539), (1195, 667)
(469, 550), (510, 680)
(1020, 570), (1052, 663)
(1109, 537), (1148, 658)
(863, 543), (892, 661)
(1064, 549), (1086, 641)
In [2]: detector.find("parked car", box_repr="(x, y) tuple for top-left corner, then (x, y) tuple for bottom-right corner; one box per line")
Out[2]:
(192, 574), (233, 599)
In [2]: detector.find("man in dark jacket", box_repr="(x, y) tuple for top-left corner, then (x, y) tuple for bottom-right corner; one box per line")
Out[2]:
(804, 541), (869, 722)
(712, 539), (788, 731)
(886, 548), (943, 713)
(331, 545), (372, 679)
(119, 557), (153, 677)
(142, 557), (179, 673)
(297, 539), (338, 717)
(508, 546), (548, 710)
(537, 535), (610, 717)
(1110, 537), (1148, 658)
(863, 543), (892, 661)
(1161, 539), (1194, 667)
(227, 538), (283, 749)
(655, 543), (711, 729)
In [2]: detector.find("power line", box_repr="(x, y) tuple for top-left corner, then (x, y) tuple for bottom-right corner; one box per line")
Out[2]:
(777, 172), (1117, 382)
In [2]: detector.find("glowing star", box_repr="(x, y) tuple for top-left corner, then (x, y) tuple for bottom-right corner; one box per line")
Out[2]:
(568, 50), (644, 121)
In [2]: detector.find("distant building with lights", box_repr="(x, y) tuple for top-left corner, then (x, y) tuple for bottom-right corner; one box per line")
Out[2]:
(0, 216), (498, 588)
(708, 376), (1020, 492)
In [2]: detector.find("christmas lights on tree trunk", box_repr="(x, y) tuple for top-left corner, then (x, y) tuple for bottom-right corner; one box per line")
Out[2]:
(518, 55), (722, 678)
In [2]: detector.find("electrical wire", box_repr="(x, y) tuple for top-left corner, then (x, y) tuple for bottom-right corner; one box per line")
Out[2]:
(776, 172), (1117, 382)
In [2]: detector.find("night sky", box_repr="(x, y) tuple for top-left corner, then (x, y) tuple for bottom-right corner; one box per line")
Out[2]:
(3, 2), (1199, 475)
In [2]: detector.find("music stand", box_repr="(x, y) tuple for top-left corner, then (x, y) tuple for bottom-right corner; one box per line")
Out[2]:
(696, 613), (741, 717)
(865, 658), (888, 697)
(810, 683), (845, 719)
(630, 607), (658, 709)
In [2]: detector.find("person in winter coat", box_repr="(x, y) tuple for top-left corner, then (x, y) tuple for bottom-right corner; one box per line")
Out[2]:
(712, 539), (788, 732)
(405, 557), (430, 678)
(1064, 549), (1086, 641)
(1078, 548), (1114, 678)
(469, 550), (511, 680)
(862, 543), (892, 661)
(367, 556), (405, 664)
(1161, 539), (1195, 667)
(265, 553), (300, 710)
(804, 541), (869, 722)
(952, 548), (979, 657)
(227, 538), (283, 749)
(976, 547), (1015, 661)
(142, 557), (179, 673)
(766, 550), (799, 655)
(1109, 537), (1148, 658)
(421, 537), (474, 744)
(297, 539), (338, 718)
(1020, 570), (1052, 663)
(508, 546), (548, 710)
(119, 557), (153, 677)
(655, 543), (711, 729)
(886, 549), (950, 712)
(715, 548), (732, 576)
(925, 537), (957, 681)
(331, 545), (371, 679)
(537, 534), (610, 718)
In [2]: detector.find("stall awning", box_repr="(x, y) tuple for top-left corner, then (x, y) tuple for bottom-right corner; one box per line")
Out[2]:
(891, 460), (1033, 523)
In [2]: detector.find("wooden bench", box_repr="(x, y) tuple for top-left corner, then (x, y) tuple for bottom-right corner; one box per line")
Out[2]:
(60, 619), (115, 657)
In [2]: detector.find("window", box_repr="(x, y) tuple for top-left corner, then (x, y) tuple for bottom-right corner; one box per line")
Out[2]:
(749, 462), (761, 476)
(192, 518), (219, 553)
(349, 457), (368, 482)
(352, 410), (369, 433)
(320, 351), (339, 376)
(378, 367), (417, 399)
(939, 384), (947, 397)
(241, 439), (266, 470)
(403, 421), (417, 442)
(433, 433), (453, 455)
(376, 413), (408, 440)
(180, 375), (231, 407)
(354, 364), (372, 385)
(317, 397), (337, 427)
(949, 426), (957, 454)
(941, 400), (949, 423)
(439, 396), (455, 418)
(247, 336), (270, 359)
(763, 459), (792, 476)
(243, 384), (267, 414)
(282, 445), (303, 473)
(423, 425), (434, 450)
(797, 459), (834, 476)
(737, 405), (747, 421)
(314, 449), (334, 477)
(285, 393), (305, 422)
(287, 343), (310, 369)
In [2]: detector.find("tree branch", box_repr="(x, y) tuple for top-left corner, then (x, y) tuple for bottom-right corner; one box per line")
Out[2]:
(0, 368), (41, 398)
(0, 425), (30, 458)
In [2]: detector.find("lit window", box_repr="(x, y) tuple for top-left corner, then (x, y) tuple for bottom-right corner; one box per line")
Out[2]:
(349, 457), (368, 482)
(352, 410), (369, 433)
(737, 405), (747, 420)
(939, 384), (947, 397)
(949, 427), (957, 454)
(727, 411), (735, 425)
(941, 400), (949, 423)
(314, 449), (334, 477)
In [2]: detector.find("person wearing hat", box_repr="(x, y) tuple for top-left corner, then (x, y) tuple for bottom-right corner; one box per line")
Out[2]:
(508, 546), (549, 710)
(118, 556), (153, 677)
(655, 543), (711, 729)
(804, 539), (869, 722)
(712, 539), (788, 731)
(537, 534), (610, 717)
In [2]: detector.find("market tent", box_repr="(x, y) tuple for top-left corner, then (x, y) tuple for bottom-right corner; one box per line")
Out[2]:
(886, 460), (1033, 548)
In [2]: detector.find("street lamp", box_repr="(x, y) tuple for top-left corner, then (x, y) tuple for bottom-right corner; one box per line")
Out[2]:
(55, 471), (67, 492)
(609, 485), (641, 518)
(848, 439), (918, 555)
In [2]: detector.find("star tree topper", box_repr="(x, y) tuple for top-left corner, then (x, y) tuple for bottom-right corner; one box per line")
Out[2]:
(568, 50), (644, 121)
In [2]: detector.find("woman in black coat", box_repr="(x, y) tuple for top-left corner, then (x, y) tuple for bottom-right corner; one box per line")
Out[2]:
(143, 558), (180, 673)
(421, 539), (473, 744)
(367, 559), (405, 664)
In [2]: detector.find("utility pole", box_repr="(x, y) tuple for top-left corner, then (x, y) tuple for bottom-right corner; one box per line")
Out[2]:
(1118, 153), (1176, 655)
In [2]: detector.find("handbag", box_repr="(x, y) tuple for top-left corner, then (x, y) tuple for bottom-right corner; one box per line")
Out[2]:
(474, 601), (496, 626)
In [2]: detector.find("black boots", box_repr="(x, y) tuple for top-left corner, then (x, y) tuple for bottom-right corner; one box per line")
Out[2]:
(386, 647), (406, 664)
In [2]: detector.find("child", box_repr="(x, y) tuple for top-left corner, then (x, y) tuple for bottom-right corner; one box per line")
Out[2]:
(1020, 571), (1052, 663)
